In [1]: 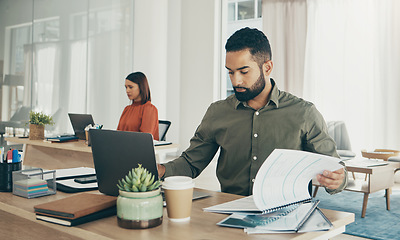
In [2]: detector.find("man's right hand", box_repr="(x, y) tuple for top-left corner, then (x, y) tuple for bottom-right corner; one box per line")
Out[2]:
(157, 164), (166, 179)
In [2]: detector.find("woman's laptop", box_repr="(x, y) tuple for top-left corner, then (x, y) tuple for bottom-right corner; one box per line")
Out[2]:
(89, 129), (158, 196)
(68, 113), (95, 140)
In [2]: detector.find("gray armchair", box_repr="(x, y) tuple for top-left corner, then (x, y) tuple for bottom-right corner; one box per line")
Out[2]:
(327, 121), (356, 159)
(313, 121), (356, 197)
(388, 156), (400, 174)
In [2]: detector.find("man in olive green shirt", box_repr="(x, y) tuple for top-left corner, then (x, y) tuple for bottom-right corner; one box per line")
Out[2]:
(158, 27), (346, 196)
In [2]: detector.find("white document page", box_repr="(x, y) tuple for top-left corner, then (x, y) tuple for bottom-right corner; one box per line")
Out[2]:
(53, 167), (96, 179)
(203, 196), (260, 214)
(253, 149), (342, 211)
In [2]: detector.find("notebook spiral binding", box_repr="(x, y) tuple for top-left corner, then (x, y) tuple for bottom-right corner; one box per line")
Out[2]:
(261, 197), (313, 214)
(245, 204), (298, 226)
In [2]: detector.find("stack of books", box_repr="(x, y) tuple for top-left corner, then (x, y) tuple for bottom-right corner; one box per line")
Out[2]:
(13, 178), (49, 198)
(34, 193), (117, 226)
(46, 135), (79, 143)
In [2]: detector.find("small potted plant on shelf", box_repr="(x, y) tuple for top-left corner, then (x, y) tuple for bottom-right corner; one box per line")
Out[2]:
(116, 164), (163, 229)
(28, 111), (55, 140)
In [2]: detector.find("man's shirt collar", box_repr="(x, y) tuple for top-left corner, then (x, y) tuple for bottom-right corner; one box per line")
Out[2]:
(234, 78), (279, 109)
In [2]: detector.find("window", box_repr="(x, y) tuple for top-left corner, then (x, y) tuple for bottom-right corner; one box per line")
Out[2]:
(225, 0), (262, 97)
(228, 0), (262, 22)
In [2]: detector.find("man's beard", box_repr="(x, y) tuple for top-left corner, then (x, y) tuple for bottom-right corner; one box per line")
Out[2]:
(233, 72), (266, 102)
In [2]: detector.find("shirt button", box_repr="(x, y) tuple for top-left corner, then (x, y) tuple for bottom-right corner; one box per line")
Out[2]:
(253, 156), (257, 160)
(255, 112), (259, 116)
(254, 133), (258, 138)
(252, 179), (255, 183)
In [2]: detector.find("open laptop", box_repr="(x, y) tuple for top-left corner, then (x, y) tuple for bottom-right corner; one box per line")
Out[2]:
(89, 129), (210, 201)
(68, 113), (95, 140)
(89, 129), (159, 196)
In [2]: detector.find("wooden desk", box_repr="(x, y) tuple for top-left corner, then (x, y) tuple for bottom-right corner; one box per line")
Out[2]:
(5, 137), (179, 169)
(0, 189), (354, 240)
(313, 159), (400, 218)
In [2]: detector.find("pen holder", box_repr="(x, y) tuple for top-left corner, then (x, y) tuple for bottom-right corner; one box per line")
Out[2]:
(12, 168), (56, 198)
(85, 130), (91, 146)
(0, 162), (22, 192)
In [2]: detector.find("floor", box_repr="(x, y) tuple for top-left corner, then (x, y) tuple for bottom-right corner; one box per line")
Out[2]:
(190, 157), (400, 240)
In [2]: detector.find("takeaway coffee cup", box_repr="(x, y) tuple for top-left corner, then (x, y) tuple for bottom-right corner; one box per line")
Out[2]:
(162, 176), (194, 222)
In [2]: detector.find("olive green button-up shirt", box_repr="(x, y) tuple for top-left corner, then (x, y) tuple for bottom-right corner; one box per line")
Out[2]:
(163, 79), (347, 196)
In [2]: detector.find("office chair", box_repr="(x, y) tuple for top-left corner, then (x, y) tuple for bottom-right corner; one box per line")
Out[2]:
(158, 120), (171, 141)
(0, 106), (31, 149)
(45, 108), (62, 133)
(326, 121), (356, 159)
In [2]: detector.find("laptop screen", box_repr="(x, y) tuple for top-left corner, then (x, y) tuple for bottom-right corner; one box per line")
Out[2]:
(89, 129), (158, 196)
(68, 113), (95, 140)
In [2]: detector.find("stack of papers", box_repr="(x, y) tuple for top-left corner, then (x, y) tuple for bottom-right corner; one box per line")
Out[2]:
(346, 158), (388, 167)
(245, 208), (333, 234)
(13, 178), (49, 198)
(203, 149), (342, 234)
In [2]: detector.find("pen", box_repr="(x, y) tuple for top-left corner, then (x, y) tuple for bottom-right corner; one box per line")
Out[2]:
(12, 149), (20, 163)
(7, 149), (13, 163)
(0, 147), (4, 163)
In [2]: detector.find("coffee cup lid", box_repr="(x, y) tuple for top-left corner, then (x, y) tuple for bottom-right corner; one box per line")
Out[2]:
(162, 176), (194, 190)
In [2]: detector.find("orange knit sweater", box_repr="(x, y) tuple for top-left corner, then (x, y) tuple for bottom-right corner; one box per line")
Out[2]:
(117, 101), (159, 140)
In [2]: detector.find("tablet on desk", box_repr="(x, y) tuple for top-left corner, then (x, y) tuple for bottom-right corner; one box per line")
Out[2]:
(56, 179), (98, 193)
(154, 140), (172, 146)
(74, 175), (97, 184)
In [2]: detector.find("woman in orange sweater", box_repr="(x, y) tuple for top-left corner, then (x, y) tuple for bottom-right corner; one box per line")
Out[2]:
(117, 72), (159, 140)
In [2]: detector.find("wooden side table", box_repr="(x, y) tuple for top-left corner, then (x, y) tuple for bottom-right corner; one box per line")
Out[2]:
(313, 159), (400, 218)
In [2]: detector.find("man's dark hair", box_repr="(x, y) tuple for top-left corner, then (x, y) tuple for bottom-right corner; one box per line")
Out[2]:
(225, 27), (272, 67)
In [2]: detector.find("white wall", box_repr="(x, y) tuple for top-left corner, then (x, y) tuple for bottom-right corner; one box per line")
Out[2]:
(132, 0), (168, 120)
(133, 0), (220, 151)
(166, 0), (182, 145)
(179, 0), (218, 150)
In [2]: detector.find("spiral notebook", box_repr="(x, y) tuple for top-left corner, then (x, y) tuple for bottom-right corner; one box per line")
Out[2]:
(204, 149), (342, 214)
(217, 200), (320, 232)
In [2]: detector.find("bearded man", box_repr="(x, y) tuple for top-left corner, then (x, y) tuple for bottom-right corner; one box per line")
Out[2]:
(157, 27), (346, 196)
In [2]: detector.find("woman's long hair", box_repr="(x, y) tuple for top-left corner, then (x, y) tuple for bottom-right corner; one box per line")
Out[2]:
(126, 72), (151, 104)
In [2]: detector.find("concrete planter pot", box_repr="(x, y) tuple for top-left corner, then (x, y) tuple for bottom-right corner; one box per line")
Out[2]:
(117, 188), (163, 229)
(29, 124), (44, 140)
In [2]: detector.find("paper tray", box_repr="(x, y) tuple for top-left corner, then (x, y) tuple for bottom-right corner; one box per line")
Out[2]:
(13, 168), (56, 198)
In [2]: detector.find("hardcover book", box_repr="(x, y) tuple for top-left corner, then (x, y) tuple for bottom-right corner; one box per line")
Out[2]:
(36, 206), (116, 226)
(46, 135), (79, 142)
(34, 193), (117, 219)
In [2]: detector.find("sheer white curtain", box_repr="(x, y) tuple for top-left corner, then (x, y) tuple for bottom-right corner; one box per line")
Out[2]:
(262, 0), (307, 97)
(32, 43), (60, 115)
(303, 0), (400, 153)
(263, 0), (400, 153)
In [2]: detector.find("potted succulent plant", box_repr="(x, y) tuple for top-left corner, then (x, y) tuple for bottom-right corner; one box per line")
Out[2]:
(28, 111), (55, 140)
(116, 164), (163, 229)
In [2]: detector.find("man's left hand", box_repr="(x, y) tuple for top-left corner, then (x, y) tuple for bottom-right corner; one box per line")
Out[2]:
(317, 168), (345, 190)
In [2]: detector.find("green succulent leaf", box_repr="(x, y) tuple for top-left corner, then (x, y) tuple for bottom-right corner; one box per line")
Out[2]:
(131, 185), (139, 192)
(116, 163), (160, 192)
(140, 184), (147, 192)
